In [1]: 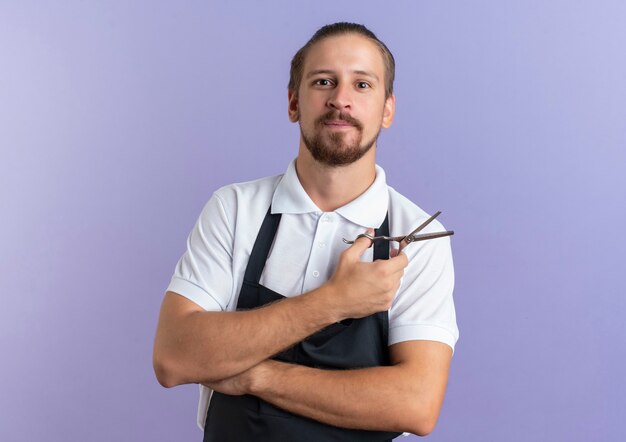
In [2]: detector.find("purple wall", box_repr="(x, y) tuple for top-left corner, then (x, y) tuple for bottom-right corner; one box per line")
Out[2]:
(1, 1), (624, 440)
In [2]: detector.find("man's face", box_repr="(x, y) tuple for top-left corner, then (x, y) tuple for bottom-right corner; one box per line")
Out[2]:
(289, 34), (395, 166)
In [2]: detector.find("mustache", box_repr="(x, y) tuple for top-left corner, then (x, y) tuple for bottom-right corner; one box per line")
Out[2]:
(315, 111), (363, 130)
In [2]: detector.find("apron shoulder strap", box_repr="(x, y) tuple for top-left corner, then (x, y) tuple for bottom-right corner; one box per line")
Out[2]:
(243, 207), (282, 284)
(373, 212), (390, 260)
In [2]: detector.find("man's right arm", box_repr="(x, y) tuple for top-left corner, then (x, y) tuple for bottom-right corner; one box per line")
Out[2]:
(153, 287), (336, 387)
(152, 234), (408, 388)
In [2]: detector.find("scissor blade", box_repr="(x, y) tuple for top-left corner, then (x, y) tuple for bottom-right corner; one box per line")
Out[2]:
(408, 230), (454, 243)
(402, 211), (442, 241)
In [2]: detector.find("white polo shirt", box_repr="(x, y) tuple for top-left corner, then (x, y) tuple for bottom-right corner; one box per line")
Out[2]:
(166, 159), (459, 431)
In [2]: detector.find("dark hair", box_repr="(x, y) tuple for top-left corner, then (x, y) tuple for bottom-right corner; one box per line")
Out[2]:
(288, 22), (395, 99)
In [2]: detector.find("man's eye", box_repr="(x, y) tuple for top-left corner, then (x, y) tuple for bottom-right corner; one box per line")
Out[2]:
(357, 82), (370, 89)
(315, 79), (332, 86)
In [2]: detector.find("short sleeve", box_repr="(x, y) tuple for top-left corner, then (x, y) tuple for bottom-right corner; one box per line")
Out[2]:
(388, 234), (459, 352)
(166, 193), (234, 311)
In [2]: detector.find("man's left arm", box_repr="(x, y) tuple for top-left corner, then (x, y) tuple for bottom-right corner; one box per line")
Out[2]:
(207, 339), (452, 436)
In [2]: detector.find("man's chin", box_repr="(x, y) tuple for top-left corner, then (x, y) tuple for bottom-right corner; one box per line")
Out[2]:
(321, 133), (361, 151)
(301, 128), (375, 166)
(310, 145), (370, 167)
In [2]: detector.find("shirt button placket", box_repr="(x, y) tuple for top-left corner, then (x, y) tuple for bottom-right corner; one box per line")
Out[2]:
(303, 213), (333, 291)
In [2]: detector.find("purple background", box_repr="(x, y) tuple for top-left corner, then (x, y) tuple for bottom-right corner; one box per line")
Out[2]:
(1, 1), (625, 441)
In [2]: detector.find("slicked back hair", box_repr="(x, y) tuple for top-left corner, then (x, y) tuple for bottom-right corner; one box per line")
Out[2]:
(288, 22), (395, 99)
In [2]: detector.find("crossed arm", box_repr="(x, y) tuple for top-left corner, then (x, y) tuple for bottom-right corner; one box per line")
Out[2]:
(205, 340), (452, 436)
(153, 237), (453, 436)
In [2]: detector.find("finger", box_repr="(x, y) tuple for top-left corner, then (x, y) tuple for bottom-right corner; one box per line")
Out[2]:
(386, 251), (409, 271)
(373, 254), (407, 277)
(390, 247), (399, 258)
(347, 228), (375, 257)
(398, 237), (411, 252)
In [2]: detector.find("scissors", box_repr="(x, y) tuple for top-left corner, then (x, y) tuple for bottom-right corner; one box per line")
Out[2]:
(342, 211), (454, 248)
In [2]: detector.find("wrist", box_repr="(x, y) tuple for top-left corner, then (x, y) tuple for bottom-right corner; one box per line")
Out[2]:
(313, 282), (344, 323)
(296, 283), (343, 325)
(248, 360), (277, 395)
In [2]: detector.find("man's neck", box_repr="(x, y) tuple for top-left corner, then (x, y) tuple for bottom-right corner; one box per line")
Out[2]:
(294, 144), (377, 212)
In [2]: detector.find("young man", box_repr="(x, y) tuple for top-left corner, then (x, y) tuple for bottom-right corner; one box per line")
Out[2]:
(153, 22), (458, 441)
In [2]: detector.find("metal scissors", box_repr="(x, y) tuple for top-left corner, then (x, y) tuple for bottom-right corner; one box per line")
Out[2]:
(342, 211), (454, 248)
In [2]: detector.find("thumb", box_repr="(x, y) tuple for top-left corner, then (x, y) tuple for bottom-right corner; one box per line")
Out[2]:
(348, 228), (375, 257)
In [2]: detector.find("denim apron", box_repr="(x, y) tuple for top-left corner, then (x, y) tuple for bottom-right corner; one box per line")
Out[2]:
(203, 208), (401, 441)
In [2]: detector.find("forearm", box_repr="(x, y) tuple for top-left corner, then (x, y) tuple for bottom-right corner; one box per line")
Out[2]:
(250, 360), (431, 435)
(154, 288), (341, 386)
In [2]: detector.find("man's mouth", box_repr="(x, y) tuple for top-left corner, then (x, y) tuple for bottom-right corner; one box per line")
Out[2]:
(324, 120), (355, 128)
(316, 111), (362, 130)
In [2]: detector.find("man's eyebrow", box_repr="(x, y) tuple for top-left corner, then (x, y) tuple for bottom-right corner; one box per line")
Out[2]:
(306, 69), (336, 79)
(353, 70), (379, 82)
(305, 69), (380, 82)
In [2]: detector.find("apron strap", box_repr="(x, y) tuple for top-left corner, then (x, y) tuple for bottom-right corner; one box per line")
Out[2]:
(373, 212), (390, 261)
(242, 207), (282, 284)
(373, 212), (391, 354)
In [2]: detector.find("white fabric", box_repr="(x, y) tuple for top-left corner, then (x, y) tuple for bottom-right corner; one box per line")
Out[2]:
(166, 159), (459, 432)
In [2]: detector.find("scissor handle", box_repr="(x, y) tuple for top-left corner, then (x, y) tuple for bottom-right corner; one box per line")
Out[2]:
(342, 233), (378, 246)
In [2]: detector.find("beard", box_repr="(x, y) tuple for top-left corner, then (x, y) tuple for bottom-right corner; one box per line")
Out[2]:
(300, 110), (380, 167)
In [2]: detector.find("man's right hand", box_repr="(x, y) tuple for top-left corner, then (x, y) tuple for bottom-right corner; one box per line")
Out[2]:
(325, 229), (409, 321)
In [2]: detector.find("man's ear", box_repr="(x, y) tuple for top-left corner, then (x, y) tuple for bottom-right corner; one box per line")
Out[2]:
(382, 94), (395, 128)
(288, 89), (299, 122)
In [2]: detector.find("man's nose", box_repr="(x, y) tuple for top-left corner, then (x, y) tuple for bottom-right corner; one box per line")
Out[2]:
(326, 82), (352, 110)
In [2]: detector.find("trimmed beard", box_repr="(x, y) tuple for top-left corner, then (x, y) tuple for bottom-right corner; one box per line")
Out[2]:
(300, 111), (380, 167)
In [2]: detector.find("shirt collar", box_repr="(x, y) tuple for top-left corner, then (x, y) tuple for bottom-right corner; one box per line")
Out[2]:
(271, 159), (389, 228)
